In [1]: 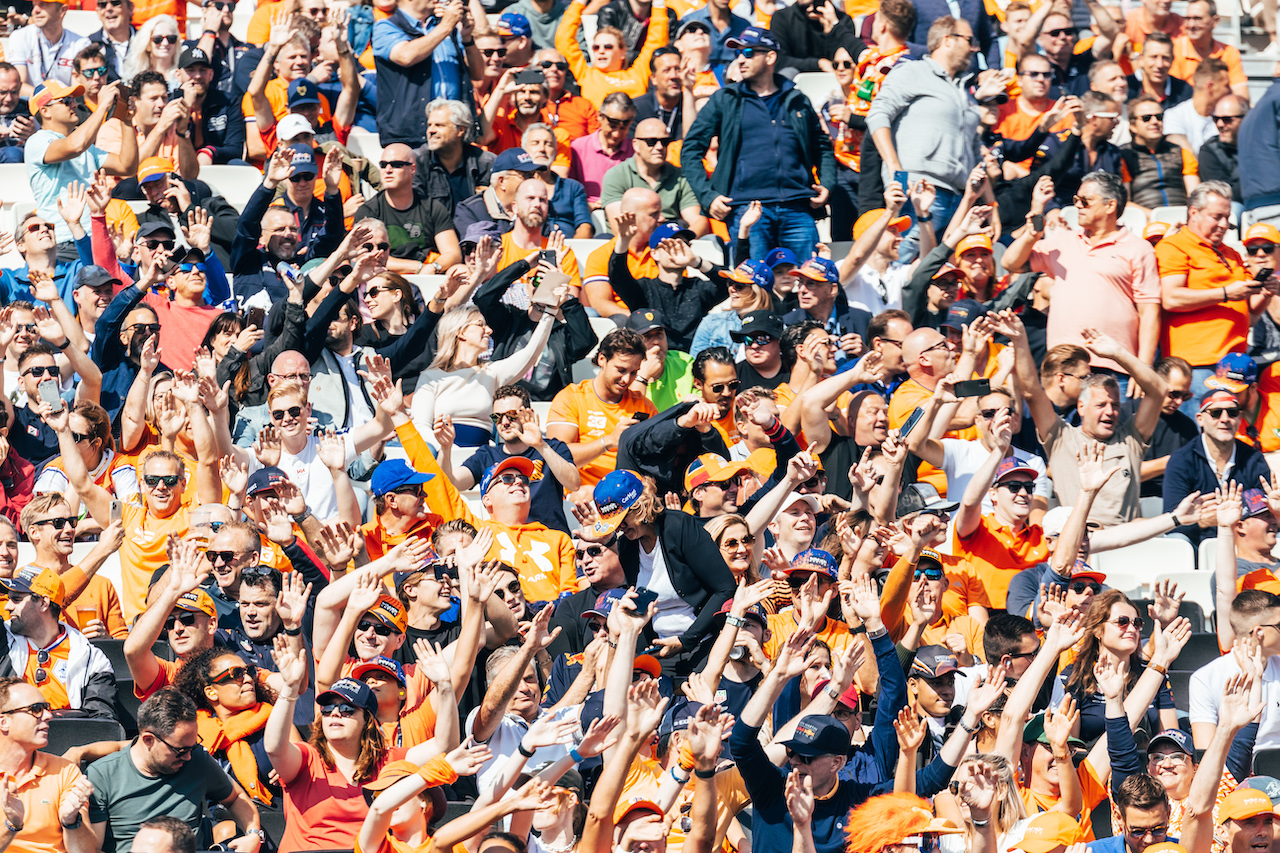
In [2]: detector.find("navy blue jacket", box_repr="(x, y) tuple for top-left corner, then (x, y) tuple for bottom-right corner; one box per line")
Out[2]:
(1163, 434), (1272, 546)
(230, 182), (293, 302)
(1240, 79), (1280, 210)
(280, 190), (345, 264)
(783, 303), (873, 369)
(93, 284), (170, 424)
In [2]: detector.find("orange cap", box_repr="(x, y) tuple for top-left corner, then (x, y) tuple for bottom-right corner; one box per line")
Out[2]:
(1244, 223), (1280, 246)
(30, 80), (83, 115)
(955, 234), (993, 256)
(852, 208), (911, 240)
(1219, 787), (1276, 823)
(137, 156), (176, 183)
(1143, 222), (1171, 242)
(1012, 812), (1081, 852)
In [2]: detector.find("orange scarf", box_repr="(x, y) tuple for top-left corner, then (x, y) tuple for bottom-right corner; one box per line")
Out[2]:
(197, 704), (275, 806)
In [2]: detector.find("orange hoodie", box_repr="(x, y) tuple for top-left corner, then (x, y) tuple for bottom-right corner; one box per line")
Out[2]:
(555, 0), (670, 107)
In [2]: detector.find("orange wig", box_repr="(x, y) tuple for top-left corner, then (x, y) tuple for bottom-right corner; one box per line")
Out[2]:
(844, 792), (961, 853)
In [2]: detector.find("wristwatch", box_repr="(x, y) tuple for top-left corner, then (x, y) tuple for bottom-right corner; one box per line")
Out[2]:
(245, 829), (266, 843)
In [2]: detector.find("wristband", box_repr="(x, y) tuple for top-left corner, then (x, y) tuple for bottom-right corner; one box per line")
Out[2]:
(517, 740), (535, 758)
(1224, 286), (1229, 301)
(61, 814), (83, 830)
(635, 376), (650, 385)
(282, 625), (302, 636)
(290, 507), (312, 524)
(971, 818), (990, 827)
(570, 747), (584, 763)
(694, 768), (716, 779)
(1149, 662), (1168, 676)
(866, 626), (888, 641)
(52, 338), (69, 350)
(958, 717), (979, 735)
(5, 819), (20, 833)
(724, 615), (745, 628)
(198, 146), (215, 161)
(1171, 513), (1181, 527)
(916, 213), (933, 222)
(670, 767), (689, 783)
(850, 623), (868, 635)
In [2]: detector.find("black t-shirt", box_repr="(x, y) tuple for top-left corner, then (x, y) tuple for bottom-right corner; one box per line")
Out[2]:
(355, 191), (456, 261)
(462, 439), (576, 535)
(737, 361), (791, 391)
(11, 404), (59, 467)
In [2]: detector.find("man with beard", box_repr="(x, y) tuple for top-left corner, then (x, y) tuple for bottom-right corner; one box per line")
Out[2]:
(452, 147), (542, 237)
(492, 178), (582, 289)
(412, 100), (495, 214)
(355, 142), (461, 275)
(0, 565), (116, 719)
(171, 47), (244, 167)
(482, 72), (569, 165)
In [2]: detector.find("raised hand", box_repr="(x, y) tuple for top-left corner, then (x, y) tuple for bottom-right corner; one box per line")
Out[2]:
(316, 428), (347, 471)
(182, 206), (212, 253)
(627, 678), (670, 737)
(1150, 579), (1185, 628)
(29, 270), (60, 306)
(346, 568), (384, 615)
(57, 181), (87, 226)
(1217, 481), (1244, 528)
(1043, 695), (1080, 751)
(965, 662), (1009, 717)
(893, 706), (926, 752)
(785, 770), (814, 826)
(1150, 615), (1192, 669)
(1093, 653), (1128, 701)
(444, 737), (493, 776)
(1080, 327), (1123, 360)
(577, 714), (622, 758)
(31, 305), (65, 344)
(1077, 439), (1120, 493)
(314, 519), (362, 568)
(253, 424), (282, 467)
(275, 569), (312, 630)
(412, 639), (452, 686)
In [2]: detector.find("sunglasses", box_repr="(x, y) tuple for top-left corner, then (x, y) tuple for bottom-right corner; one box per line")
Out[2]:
(743, 333), (775, 347)
(152, 34), (179, 44)
(165, 611), (199, 632)
(575, 543), (612, 559)
(586, 619), (607, 633)
(33, 653), (51, 685)
(539, 60), (569, 70)
(999, 480), (1035, 494)
(288, 172), (316, 183)
(721, 534), (756, 549)
(379, 159), (412, 169)
(493, 472), (531, 487)
(391, 484), (422, 497)
(100, 0), (125, 6)
(1110, 615), (1145, 630)
(1249, 243), (1277, 254)
(271, 405), (304, 421)
(357, 619), (395, 637)
(600, 114), (632, 128)
(1205, 407), (1241, 419)
(80, 66), (108, 77)
(832, 60), (854, 69)
(1167, 389), (1193, 401)
(1044, 26), (1075, 36)
(205, 550), (242, 565)
(25, 222), (53, 234)
(1069, 580), (1102, 594)
(72, 431), (95, 444)
(22, 364), (60, 379)
(1022, 70), (1052, 79)
(32, 516), (75, 530)
(177, 262), (206, 273)
(736, 47), (763, 58)
(13, 323), (36, 333)
(636, 136), (669, 146)
(204, 0), (232, 7)
(482, 47), (508, 56)
(210, 664), (257, 685)
(707, 380), (741, 396)
(152, 733), (195, 756)
(127, 322), (161, 334)
(143, 239), (176, 250)
(321, 702), (358, 718)
(914, 566), (944, 580)
(1213, 114), (1243, 123)
(144, 474), (180, 487)
(493, 580), (523, 598)
(1134, 113), (1164, 122)
(0, 701), (51, 717)
(490, 411), (523, 426)
(362, 242), (391, 253)
(801, 474), (825, 490)
(979, 408), (1011, 420)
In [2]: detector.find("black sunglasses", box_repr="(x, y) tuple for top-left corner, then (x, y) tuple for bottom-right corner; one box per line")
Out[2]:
(379, 159), (413, 169)
(152, 34), (179, 44)
(287, 172), (316, 183)
(1249, 243), (1277, 254)
(271, 405), (304, 421)
(999, 480), (1035, 494)
(32, 516), (75, 529)
(539, 60), (569, 70)
(1110, 615), (1145, 630)
(1069, 580), (1102, 594)
(22, 364), (60, 378)
(164, 611), (199, 631)
(708, 380), (740, 395)
(321, 702), (358, 718)
(357, 619), (395, 637)
(144, 474), (180, 487)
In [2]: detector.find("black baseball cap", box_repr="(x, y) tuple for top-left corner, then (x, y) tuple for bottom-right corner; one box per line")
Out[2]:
(779, 714), (851, 757)
(75, 265), (120, 290)
(625, 308), (669, 334)
(730, 311), (784, 342)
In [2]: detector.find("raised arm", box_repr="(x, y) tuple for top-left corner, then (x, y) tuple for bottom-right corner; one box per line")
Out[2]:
(993, 610), (1086, 763)
(989, 309), (1060, 441)
(470, 606), (559, 744)
(954, 408), (1013, 539)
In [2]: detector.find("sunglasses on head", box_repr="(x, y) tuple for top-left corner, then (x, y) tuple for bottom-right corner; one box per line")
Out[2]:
(210, 664), (257, 685)
(539, 60), (569, 70)
(1069, 580), (1102, 594)
(22, 364), (60, 379)
(144, 474), (180, 488)
(271, 405), (304, 422)
(165, 611), (199, 632)
(152, 34), (179, 44)
(914, 566), (944, 580)
(357, 619), (395, 637)
(1249, 243), (1277, 254)
(721, 533), (756, 550)
(32, 516), (75, 530)
(321, 702), (358, 718)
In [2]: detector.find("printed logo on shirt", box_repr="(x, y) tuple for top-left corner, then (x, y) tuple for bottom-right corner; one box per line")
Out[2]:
(209, 115), (227, 132)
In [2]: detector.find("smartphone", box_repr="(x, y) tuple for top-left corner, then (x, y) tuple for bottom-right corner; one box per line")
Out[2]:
(1031, 213), (1045, 232)
(899, 406), (925, 439)
(245, 306), (265, 329)
(109, 499), (121, 523)
(954, 378), (992, 398)
(893, 170), (910, 190)
(37, 379), (63, 414)
(538, 250), (556, 266)
(632, 412), (650, 422)
(631, 587), (659, 613)
(1259, 268), (1274, 283)
(513, 68), (545, 86)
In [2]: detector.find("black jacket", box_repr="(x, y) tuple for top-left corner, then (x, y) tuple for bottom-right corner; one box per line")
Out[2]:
(608, 249), (730, 352)
(473, 259), (599, 401)
(617, 401), (731, 498)
(216, 298), (309, 409)
(182, 89), (246, 166)
(618, 509), (736, 652)
(1199, 137), (1240, 202)
(411, 143), (495, 213)
(0, 627), (118, 721)
(769, 2), (864, 73)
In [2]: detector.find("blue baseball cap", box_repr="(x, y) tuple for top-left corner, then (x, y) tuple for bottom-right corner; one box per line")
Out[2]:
(351, 655), (406, 686)
(286, 78), (321, 107)
(491, 147), (539, 174)
(480, 456), (536, 495)
(1205, 352), (1259, 393)
(725, 25), (781, 52)
(658, 699), (703, 739)
(316, 677), (378, 717)
(592, 470), (645, 537)
(246, 466), (289, 497)
(722, 259), (772, 289)
(370, 459), (434, 498)
(584, 588), (628, 619)
(1147, 728), (1194, 757)
(649, 222), (696, 249)
(787, 548), (839, 580)
(764, 247), (799, 268)
(496, 11), (531, 38)
(286, 143), (318, 176)
(791, 257), (839, 284)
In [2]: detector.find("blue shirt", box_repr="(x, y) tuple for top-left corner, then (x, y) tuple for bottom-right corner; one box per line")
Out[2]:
(547, 174), (592, 238)
(24, 130), (106, 244)
(679, 7), (751, 69)
(0, 232), (93, 309)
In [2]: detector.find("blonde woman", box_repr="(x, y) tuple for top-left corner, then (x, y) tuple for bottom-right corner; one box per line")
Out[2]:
(690, 258), (774, 358)
(705, 513), (762, 584)
(936, 754), (1030, 853)
(122, 15), (180, 85)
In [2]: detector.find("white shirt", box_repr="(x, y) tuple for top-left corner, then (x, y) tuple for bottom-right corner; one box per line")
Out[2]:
(334, 352), (375, 427)
(843, 262), (911, 315)
(1163, 98), (1218, 156)
(1200, 434), (1238, 489)
(245, 432), (356, 522)
(7, 25), (89, 86)
(636, 535), (695, 639)
(1188, 652), (1280, 750)
(464, 704), (580, 797)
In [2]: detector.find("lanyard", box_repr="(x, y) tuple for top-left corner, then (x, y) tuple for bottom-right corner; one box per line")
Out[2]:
(37, 32), (67, 81)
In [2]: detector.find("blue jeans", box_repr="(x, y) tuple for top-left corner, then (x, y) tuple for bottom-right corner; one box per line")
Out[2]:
(0, 145), (23, 164)
(728, 200), (820, 263)
(899, 187), (963, 264)
(1180, 366), (1217, 416)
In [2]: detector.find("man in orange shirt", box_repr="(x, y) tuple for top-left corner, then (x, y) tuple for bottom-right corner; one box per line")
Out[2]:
(995, 54), (1074, 172)
(482, 71), (571, 167)
(584, 187), (660, 317)
(494, 178), (583, 291)
(1125, 0), (1185, 53)
(546, 328), (656, 488)
(1171, 0), (1249, 98)
(1156, 180), (1275, 412)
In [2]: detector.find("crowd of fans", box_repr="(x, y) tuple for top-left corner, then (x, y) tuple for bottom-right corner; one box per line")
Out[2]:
(4, 0), (1280, 850)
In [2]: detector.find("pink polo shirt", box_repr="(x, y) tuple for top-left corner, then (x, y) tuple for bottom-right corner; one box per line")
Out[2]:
(568, 133), (635, 204)
(1030, 226), (1162, 372)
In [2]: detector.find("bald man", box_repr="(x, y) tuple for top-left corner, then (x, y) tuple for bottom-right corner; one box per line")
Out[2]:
(584, 186), (663, 318)
(493, 178), (584, 292)
(354, 141), (462, 277)
(232, 350), (336, 445)
(600, 118), (709, 236)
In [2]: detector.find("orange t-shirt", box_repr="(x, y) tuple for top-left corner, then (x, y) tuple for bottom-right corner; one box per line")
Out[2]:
(488, 110), (572, 171)
(995, 98), (1074, 166)
(132, 0), (186, 34)
(546, 379), (658, 486)
(953, 515), (1049, 610)
(546, 91), (599, 141)
(1154, 226), (1251, 367)
(63, 575), (128, 639)
(1254, 362), (1280, 454)
(119, 501), (192, 621)
(496, 231), (582, 292)
(583, 241), (658, 311)
(245, 0), (286, 45)
(1125, 8), (1186, 53)
(1169, 35), (1247, 86)
(136, 655), (179, 699)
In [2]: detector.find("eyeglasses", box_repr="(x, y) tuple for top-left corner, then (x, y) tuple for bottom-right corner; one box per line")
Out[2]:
(721, 534), (757, 549)
(210, 664), (257, 685)
(391, 484), (422, 498)
(832, 60), (854, 69)
(1109, 615), (1145, 630)
(152, 34), (179, 44)
(165, 611), (199, 632)
(1044, 26), (1076, 37)
(152, 733), (195, 757)
(494, 472), (531, 487)
(979, 408), (1011, 420)
(22, 364), (60, 379)
(922, 340), (951, 355)
(493, 580), (523, 599)
(999, 480), (1035, 494)
(1250, 243), (1278, 255)
(1134, 113), (1164, 122)
(636, 136), (669, 147)
(379, 160), (412, 169)
(1069, 580), (1102, 594)
(177, 262), (206, 273)
(25, 222), (53, 234)
(273, 371), (311, 383)
(743, 334), (775, 347)
(362, 242), (391, 253)
(357, 620), (395, 637)
(80, 66), (108, 78)
(1005, 643), (1041, 660)
(1148, 752), (1191, 766)
(0, 702), (51, 717)
(1021, 70), (1052, 78)
(708, 380), (740, 395)
(321, 702), (358, 718)
(946, 32), (977, 44)
(600, 114), (632, 129)
(539, 60), (570, 70)
(914, 566), (944, 580)
(144, 474), (180, 488)
(1205, 406), (1241, 419)
(1213, 114), (1243, 123)
(481, 47), (508, 57)
(32, 516), (75, 530)
(204, 550), (243, 565)
(490, 411), (523, 426)
(271, 405), (304, 421)
(1167, 389), (1193, 401)
(72, 431), (95, 444)
(1126, 824), (1168, 839)
(143, 239), (176, 250)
